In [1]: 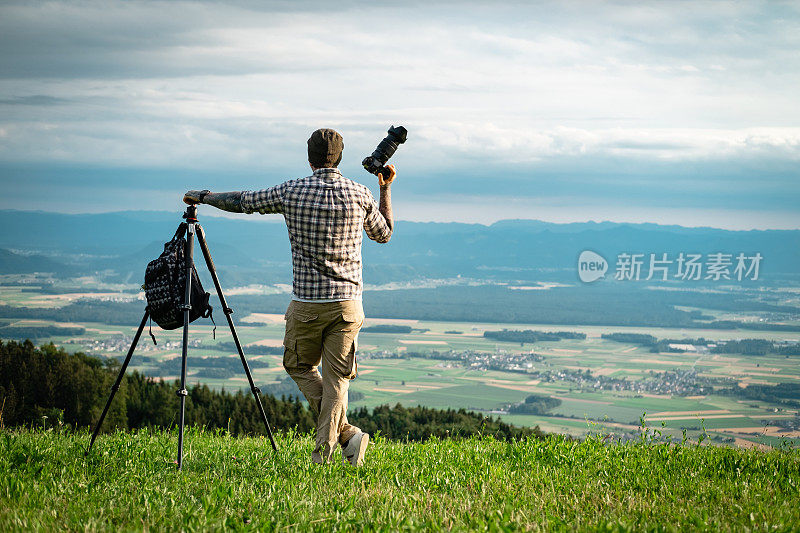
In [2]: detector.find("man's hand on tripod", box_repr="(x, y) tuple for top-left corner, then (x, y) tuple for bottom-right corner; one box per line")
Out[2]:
(183, 190), (208, 205)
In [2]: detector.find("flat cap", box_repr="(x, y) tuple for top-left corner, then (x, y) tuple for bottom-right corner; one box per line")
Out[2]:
(307, 128), (344, 169)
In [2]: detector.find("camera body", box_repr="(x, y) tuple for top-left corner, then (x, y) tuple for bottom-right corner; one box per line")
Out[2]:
(362, 125), (408, 177)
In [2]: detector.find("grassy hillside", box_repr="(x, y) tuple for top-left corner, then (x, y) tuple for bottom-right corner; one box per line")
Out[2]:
(1, 429), (798, 531)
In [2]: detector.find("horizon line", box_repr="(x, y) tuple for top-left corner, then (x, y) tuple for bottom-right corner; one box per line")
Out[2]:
(1, 208), (798, 233)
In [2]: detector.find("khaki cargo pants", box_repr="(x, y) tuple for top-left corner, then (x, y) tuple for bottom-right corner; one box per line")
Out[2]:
(282, 299), (364, 464)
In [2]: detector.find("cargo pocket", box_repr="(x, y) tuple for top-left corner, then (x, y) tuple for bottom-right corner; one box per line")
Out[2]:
(282, 316), (298, 369)
(341, 311), (363, 380)
(283, 306), (319, 368)
(282, 337), (298, 370)
(333, 334), (358, 380)
(296, 312), (321, 365)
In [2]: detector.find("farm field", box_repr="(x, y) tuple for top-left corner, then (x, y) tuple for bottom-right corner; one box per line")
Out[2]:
(2, 279), (799, 448)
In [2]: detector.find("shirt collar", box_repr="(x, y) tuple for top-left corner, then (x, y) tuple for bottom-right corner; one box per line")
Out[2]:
(313, 167), (343, 179)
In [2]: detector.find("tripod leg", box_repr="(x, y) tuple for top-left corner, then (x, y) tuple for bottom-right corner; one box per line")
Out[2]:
(196, 225), (279, 451)
(176, 222), (195, 470)
(86, 309), (149, 455)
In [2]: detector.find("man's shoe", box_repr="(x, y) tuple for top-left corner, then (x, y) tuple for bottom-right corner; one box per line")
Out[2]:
(341, 432), (369, 466)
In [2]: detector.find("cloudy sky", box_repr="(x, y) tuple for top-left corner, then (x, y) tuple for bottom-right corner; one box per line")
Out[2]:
(1, 0), (798, 229)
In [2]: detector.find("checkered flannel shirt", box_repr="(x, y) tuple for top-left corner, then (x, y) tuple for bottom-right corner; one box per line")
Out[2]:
(241, 168), (392, 300)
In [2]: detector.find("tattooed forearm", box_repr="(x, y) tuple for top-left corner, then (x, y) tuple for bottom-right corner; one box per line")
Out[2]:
(379, 184), (393, 232)
(203, 191), (244, 213)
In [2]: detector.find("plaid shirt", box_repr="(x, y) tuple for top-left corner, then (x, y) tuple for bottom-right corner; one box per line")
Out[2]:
(241, 168), (392, 300)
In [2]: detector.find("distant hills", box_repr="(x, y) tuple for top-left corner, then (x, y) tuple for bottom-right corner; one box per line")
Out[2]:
(0, 248), (76, 276)
(1, 209), (798, 286)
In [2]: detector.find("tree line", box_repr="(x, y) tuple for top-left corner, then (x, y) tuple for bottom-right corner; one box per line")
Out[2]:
(206, 341), (283, 355)
(0, 325), (85, 339)
(508, 394), (562, 415)
(602, 333), (800, 356)
(143, 354), (270, 378)
(0, 340), (542, 441)
(360, 325), (413, 334)
(720, 382), (800, 408)
(484, 330), (586, 344)
(5, 283), (800, 331)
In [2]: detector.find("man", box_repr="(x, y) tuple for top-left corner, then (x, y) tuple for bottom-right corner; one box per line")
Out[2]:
(183, 128), (394, 466)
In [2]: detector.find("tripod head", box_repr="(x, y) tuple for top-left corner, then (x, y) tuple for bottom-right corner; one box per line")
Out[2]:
(182, 204), (198, 223)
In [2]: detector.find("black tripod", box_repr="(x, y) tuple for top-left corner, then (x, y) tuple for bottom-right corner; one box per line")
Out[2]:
(86, 204), (278, 469)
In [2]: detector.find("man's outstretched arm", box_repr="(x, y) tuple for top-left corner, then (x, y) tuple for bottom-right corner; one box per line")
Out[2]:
(184, 190), (244, 213)
(184, 186), (285, 215)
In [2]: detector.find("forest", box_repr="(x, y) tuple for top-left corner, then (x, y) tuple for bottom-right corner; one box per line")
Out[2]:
(0, 340), (542, 441)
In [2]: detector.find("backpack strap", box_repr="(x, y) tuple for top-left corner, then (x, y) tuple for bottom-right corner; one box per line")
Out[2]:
(174, 222), (188, 240)
(148, 310), (157, 345)
(200, 292), (216, 338)
(163, 223), (188, 252)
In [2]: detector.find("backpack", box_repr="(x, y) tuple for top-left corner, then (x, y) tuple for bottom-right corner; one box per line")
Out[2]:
(143, 223), (213, 342)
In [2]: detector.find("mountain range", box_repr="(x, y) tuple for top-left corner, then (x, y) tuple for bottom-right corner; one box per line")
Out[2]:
(1, 210), (798, 286)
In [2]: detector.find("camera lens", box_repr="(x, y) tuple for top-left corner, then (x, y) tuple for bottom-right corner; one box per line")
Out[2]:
(362, 126), (408, 176)
(386, 126), (408, 144)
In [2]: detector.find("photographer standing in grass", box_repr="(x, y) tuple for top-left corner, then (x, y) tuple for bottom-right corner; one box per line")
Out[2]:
(184, 128), (395, 466)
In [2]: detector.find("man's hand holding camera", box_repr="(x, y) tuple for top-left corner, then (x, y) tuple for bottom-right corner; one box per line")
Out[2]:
(378, 164), (396, 188)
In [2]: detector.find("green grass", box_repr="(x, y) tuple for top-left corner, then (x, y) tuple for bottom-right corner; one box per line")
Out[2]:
(1, 428), (799, 531)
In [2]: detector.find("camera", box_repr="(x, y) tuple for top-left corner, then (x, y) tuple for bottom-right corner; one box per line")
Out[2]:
(362, 125), (408, 177)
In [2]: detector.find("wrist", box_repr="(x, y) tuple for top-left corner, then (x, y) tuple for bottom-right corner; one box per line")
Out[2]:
(198, 190), (211, 203)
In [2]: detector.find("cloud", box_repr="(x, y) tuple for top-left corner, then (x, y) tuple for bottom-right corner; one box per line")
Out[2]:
(0, 0), (798, 227)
